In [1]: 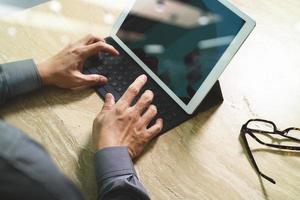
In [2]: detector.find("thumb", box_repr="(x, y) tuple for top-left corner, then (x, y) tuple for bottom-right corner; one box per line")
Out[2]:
(101, 93), (115, 113)
(78, 73), (107, 87)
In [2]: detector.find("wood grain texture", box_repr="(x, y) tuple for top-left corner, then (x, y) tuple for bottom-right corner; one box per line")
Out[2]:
(0, 0), (300, 199)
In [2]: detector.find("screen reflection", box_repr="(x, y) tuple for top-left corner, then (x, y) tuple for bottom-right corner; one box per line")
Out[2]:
(117, 0), (245, 104)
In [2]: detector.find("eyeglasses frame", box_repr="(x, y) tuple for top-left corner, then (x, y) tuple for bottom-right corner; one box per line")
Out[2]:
(240, 119), (300, 184)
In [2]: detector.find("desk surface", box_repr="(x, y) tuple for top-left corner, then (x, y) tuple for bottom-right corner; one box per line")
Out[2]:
(1, 0), (300, 199)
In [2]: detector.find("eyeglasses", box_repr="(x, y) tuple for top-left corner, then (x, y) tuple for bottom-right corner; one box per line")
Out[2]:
(240, 119), (300, 184)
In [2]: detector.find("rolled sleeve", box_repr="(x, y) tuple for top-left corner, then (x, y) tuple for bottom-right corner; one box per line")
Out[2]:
(0, 59), (42, 101)
(94, 147), (136, 183)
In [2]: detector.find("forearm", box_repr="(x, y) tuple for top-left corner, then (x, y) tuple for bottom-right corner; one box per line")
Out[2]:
(95, 147), (150, 200)
(0, 59), (42, 105)
(0, 121), (85, 200)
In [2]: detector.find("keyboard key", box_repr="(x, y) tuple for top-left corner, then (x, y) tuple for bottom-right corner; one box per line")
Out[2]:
(116, 87), (123, 92)
(111, 81), (118, 87)
(128, 65), (134, 70)
(104, 85), (121, 100)
(97, 66), (104, 71)
(96, 87), (107, 97)
(107, 65), (113, 70)
(88, 67), (99, 74)
(112, 71), (118, 76)
(122, 81), (128, 86)
(117, 76), (123, 81)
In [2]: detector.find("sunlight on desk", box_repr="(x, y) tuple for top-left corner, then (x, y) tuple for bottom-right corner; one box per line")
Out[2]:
(0, 0), (300, 200)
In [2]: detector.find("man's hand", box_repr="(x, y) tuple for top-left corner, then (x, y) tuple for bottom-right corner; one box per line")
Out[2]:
(92, 75), (163, 159)
(37, 34), (119, 89)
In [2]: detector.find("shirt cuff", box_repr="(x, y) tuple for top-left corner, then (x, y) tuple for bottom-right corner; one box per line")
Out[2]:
(0, 59), (42, 98)
(94, 147), (136, 183)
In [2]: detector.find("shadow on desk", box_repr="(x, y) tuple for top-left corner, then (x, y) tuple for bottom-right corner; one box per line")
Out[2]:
(252, 148), (300, 158)
(239, 136), (300, 200)
(77, 140), (98, 200)
(75, 102), (221, 200)
(0, 85), (221, 200)
(0, 86), (94, 116)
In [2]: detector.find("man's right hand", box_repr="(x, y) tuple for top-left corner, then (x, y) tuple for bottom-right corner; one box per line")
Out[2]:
(92, 75), (163, 159)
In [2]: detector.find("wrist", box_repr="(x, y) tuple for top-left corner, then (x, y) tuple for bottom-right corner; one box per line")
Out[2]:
(93, 140), (116, 152)
(37, 61), (52, 86)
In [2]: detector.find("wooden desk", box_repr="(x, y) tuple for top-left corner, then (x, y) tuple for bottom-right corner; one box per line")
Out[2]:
(1, 0), (300, 199)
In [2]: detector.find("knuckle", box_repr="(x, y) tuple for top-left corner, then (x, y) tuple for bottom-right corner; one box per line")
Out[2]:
(96, 41), (106, 49)
(136, 121), (144, 129)
(129, 110), (138, 118)
(127, 114), (134, 121)
(75, 60), (84, 67)
(156, 126), (162, 133)
(66, 44), (73, 50)
(158, 123), (163, 130)
(96, 42), (105, 48)
(99, 37), (105, 42)
(115, 106), (124, 115)
(71, 47), (83, 56)
(128, 86), (139, 95)
(87, 33), (95, 39)
(128, 109), (139, 121)
(74, 74), (85, 83)
(107, 44), (114, 50)
(142, 135), (150, 143)
(152, 125), (162, 134)
(150, 123), (162, 133)
(93, 115), (102, 125)
(149, 105), (157, 115)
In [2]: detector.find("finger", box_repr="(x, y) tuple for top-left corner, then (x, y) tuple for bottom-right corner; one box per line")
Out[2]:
(140, 105), (157, 126)
(117, 75), (147, 108)
(78, 34), (104, 45)
(147, 118), (163, 140)
(134, 90), (154, 114)
(101, 93), (115, 113)
(77, 73), (108, 87)
(81, 41), (119, 58)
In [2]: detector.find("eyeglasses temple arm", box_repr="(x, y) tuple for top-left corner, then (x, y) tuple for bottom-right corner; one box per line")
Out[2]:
(240, 129), (276, 184)
(261, 174), (276, 184)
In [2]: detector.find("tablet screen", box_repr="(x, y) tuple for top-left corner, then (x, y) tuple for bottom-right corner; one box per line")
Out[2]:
(116, 0), (245, 104)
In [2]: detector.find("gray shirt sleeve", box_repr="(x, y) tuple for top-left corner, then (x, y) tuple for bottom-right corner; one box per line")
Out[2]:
(95, 147), (151, 200)
(0, 59), (42, 104)
(0, 59), (151, 199)
(0, 121), (84, 200)
(0, 121), (151, 200)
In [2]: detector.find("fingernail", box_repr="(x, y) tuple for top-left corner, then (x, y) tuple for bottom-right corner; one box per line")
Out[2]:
(106, 93), (112, 98)
(145, 89), (153, 96)
(101, 77), (108, 83)
(140, 74), (147, 82)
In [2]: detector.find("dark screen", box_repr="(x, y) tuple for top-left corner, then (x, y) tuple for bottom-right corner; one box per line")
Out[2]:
(117, 0), (245, 104)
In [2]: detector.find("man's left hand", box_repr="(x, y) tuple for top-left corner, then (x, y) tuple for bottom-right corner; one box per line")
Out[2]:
(37, 34), (119, 89)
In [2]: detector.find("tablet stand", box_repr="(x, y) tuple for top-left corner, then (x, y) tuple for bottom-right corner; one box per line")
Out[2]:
(159, 80), (223, 134)
(193, 80), (224, 115)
